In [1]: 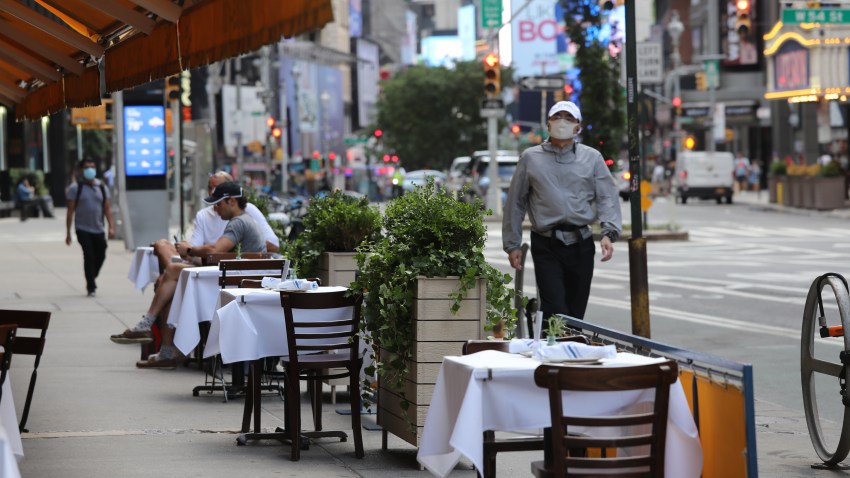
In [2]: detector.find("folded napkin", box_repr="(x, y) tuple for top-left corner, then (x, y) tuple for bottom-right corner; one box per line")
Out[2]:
(260, 277), (319, 291)
(533, 342), (617, 362)
(508, 338), (535, 353)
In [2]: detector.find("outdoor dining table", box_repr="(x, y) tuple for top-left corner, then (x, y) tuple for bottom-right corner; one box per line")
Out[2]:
(127, 246), (159, 292)
(203, 286), (349, 364)
(417, 349), (703, 478)
(167, 266), (223, 356)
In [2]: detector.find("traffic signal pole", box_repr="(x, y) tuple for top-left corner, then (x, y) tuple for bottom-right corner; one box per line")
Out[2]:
(625, 0), (651, 338)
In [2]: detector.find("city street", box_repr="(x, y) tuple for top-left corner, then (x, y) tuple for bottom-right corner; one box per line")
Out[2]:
(486, 192), (850, 468)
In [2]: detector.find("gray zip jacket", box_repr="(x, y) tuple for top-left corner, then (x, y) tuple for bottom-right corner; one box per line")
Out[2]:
(502, 141), (622, 252)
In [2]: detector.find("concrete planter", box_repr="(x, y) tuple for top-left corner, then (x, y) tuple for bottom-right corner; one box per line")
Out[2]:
(378, 276), (487, 447)
(786, 176), (802, 207)
(799, 177), (816, 209)
(318, 252), (358, 287)
(812, 176), (846, 210)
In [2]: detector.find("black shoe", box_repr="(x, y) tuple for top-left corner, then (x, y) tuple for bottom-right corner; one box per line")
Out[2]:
(87, 291), (96, 298)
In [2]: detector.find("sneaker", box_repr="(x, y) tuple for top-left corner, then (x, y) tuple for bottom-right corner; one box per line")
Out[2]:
(110, 329), (153, 344)
(87, 291), (96, 298)
(136, 354), (177, 370)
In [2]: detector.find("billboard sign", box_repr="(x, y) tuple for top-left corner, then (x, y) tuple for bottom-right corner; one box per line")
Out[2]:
(123, 105), (166, 177)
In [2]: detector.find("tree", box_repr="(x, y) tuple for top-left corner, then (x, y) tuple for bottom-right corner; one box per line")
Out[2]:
(375, 61), (512, 171)
(562, 0), (625, 168)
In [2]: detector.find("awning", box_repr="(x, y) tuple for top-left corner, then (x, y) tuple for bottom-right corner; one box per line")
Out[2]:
(0, 0), (334, 121)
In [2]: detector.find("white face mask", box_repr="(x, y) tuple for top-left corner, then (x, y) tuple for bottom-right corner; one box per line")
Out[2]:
(549, 119), (579, 140)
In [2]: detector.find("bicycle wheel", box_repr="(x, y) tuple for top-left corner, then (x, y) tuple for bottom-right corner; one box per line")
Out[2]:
(801, 274), (850, 465)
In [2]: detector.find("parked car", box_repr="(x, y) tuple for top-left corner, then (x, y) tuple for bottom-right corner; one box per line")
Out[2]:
(447, 156), (471, 195)
(460, 152), (520, 204)
(402, 169), (447, 193)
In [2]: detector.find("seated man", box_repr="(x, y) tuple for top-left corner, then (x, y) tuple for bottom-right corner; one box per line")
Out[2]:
(151, 171), (279, 272)
(112, 181), (268, 369)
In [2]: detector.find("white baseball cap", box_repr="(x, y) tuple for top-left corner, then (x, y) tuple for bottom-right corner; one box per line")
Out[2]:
(548, 101), (582, 122)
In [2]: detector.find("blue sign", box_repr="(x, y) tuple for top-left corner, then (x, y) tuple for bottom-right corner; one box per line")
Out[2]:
(123, 105), (166, 176)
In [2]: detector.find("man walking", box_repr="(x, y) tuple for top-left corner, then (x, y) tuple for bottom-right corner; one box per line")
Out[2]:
(503, 101), (622, 322)
(66, 158), (115, 297)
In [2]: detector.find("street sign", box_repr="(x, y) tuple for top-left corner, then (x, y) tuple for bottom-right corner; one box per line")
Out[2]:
(636, 42), (663, 84)
(481, 98), (505, 110)
(344, 136), (368, 145)
(481, 0), (502, 29)
(518, 76), (565, 91)
(704, 59), (719, 89)
(782, 9), (850, 24)
(480, 108), (505, 118)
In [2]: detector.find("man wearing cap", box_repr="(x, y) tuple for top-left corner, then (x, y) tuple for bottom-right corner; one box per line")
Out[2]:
(112, 181), (267, 369)
(503, 101), (622, 323)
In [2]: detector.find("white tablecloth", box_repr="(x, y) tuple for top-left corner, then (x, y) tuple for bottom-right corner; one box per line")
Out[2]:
(417, 350), (702, 478)
(0, 362), (23, 464)
(127, 247), (159, 291)
(204, 287), (349, 364)
(168, 266), (222, 356)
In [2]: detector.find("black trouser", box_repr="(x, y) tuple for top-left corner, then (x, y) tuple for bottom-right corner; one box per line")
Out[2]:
(530, 230), (595, 325)
(77, 229), (107, 293)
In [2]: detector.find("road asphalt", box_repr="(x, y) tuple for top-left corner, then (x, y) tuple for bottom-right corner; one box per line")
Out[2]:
(1, 189), (848, 477)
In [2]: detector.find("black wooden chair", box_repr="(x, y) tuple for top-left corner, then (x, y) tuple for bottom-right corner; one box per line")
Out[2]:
(265, 290), (364, 461)
(193, 258), (287, 400)
(531, 360), (678, 478)
(462, 336), (589, 478)
(0, 324), (18, 406)
(0, 309), (50, 432)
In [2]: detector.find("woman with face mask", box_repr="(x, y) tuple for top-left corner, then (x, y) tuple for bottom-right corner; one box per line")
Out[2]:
(502, 101), (622, 326)
(65, 158), (115, 297)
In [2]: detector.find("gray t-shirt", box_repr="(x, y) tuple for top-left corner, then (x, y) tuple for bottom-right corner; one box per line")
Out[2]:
(66, 180), (109, 235)
(222, 213), (267, 253)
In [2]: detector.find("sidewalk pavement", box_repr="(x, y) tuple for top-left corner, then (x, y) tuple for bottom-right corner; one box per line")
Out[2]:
(2, 196), (849, 477)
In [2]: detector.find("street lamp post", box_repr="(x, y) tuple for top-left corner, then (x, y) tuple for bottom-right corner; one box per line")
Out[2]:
(667, 11), (684, 165)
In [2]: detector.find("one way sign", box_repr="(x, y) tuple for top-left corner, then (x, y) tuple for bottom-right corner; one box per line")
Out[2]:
(518, 76), (565, 91)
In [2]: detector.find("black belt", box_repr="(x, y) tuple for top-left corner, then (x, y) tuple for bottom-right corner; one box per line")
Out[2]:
(552, 223), (586, 233)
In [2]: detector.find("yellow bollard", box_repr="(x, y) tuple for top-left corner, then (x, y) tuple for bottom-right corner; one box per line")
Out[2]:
(776, 182), (783, 204)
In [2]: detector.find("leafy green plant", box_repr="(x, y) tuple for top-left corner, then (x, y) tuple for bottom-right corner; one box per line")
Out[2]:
(769, 161), (787, 177)
(819, 161), (843, 178)
(545, 315), (566, 339)
(352, 180), (516, 410)
(282, 191), (380, 278)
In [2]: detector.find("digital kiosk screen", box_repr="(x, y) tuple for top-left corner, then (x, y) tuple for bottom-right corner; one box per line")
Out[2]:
(123, 105), (166, 177)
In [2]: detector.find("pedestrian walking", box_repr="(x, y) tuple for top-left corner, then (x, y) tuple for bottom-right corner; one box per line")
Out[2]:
(65, 158), (115, 297)
(748, 162), (762, 193)
(502, 101), (622, 323)
(734, 151), (751, 192)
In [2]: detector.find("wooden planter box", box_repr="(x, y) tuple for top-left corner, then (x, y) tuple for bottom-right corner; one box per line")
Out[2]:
(813, 176), (846, 210)
(378, 276), (487, 447)
(767, 177), (778, 203)
(786, 176), (801, 207)
(799, 177), (816, 209)
(318, 252), (358, 287)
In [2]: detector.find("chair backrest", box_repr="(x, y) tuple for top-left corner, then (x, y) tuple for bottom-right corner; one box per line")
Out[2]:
(218, 258), (287, 288)
(279, 290), (360, 363)
(0, 324), (18, 399)
(0, 309), (50, 360)
(462, 335), (589, 355)
(533, 360), (678, 477)
(204, 252), (272, 266)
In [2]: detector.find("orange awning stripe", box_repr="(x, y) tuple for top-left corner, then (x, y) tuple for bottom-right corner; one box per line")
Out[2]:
(15, 65), (100, 121)
(105, 0), (333, 93)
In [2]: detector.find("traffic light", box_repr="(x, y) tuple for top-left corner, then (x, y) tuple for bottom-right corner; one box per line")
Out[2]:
(511, 124), (520, 136)
(483, 53), (501, 97)
(735, 0), (752, 39)
(164, 75), (180, 102)
(695, 72), (707, 91)
(672, 96), (682, 115)
(683, 135), (696, 150)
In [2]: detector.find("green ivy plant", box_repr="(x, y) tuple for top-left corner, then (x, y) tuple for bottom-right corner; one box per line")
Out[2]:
(351, 180), (516, 412)
(280, 191), (381, 278)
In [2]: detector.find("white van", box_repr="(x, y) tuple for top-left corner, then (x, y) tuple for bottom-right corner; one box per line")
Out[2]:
(674, 151), (735, 204)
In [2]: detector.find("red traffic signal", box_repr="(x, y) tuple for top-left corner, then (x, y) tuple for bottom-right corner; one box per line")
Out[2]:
(604, 159), (615, 167)
(328, 152), (337, 161)
(312, 150), (321, 159)
(374, 129), (383, 138)
(391, 155), (399, 163)
(511, 124), (520, 135)
(672, 97), (682, 107)
(383, 154), (390, 162)
(483, 53), (501, 96)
